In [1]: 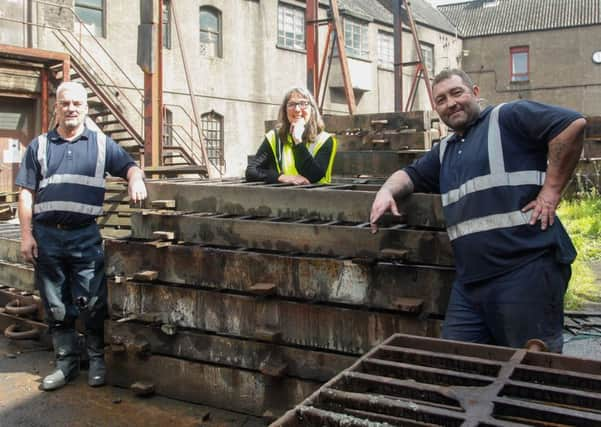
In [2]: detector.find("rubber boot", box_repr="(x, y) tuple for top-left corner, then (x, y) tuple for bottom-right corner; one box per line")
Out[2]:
(42, 329), (80, 391)
(87, 333), (106, 387)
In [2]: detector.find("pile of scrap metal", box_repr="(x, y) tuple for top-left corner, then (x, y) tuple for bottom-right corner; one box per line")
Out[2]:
(103, 111), (455, 419)
(273, 333), (601, 426)
(0, 223), (45, 344)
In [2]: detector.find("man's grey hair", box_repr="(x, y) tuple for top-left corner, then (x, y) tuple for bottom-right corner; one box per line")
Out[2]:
(56, 81), (88, 102)
(432, 69), (475, 90)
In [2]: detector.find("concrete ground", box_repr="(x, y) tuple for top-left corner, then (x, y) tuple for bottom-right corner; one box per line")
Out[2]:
(0, 337), (266, 427)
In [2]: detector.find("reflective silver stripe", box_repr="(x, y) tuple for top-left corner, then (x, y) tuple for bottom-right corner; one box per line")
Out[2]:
(487, 103), (506, 174)
(95, 132), (106, 178)
(37, 134), (48, 178)
(438, 135), (452, 163)
(39, 174), (106, 189)
(33, 201), (104, 216)
(441, 170), (545, 207)
(447, 209), (530, 241)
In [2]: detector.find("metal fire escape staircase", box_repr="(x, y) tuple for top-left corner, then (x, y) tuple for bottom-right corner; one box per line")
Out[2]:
(44, 13), (206, 172)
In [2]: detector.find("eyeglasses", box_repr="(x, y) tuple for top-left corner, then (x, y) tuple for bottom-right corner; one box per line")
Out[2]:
(286, 101), (310, 110)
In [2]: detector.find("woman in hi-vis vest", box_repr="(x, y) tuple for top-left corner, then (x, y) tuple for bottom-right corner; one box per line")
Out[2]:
(246, 87), (337, 185)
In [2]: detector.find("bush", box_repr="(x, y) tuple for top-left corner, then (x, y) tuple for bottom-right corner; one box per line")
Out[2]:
(558, 193), (601, 309)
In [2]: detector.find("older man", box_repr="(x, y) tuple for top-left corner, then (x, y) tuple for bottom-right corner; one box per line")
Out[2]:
(370, 69), (586, 352)
(16, 81), (147, 390)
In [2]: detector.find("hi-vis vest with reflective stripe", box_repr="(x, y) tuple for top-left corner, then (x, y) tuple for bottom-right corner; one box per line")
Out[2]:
(266, 129), (336, 184)
(439, 103), (545, 241)
(33, 131), (107, 217)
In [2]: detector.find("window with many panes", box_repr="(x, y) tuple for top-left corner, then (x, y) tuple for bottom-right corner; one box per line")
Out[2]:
(510, 46), (529, 81)
(199, 6), (222, 58)
(201, 111), (224, 167)
(277, 3), (305, 50)
(74, 0), (105, 37)
(377, 31), (393, 69)
(344, 17), (368, 59)
(420, 43), (434, 75)
(162, 0), (171, 49)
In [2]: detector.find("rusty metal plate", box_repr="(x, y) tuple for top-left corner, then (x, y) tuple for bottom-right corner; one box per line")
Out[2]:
(105, 239), (454, 316)
(144, 181), (446, 228)
(108, 280), (441, 354)
(130, 212), (453, 265)
(107, 321), (355, 382)
(274, 333), (601, 426)
(332, 151), (426, 177)
(107, 351), (319, 418)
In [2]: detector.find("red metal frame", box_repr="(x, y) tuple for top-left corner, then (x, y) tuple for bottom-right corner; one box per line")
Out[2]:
(510, 46), (529, 82)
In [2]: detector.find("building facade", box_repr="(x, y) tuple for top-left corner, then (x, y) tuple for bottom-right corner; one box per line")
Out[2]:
(439, 0), (601, 115)
(0, 0), (461, 182)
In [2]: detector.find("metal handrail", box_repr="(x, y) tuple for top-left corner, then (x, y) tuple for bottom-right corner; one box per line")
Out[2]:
(168, 125), (202, 164)
(34, 0), (143, 99)
(54, 30), (144, 128)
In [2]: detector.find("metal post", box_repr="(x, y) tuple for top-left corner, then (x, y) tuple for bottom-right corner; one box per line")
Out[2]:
(41, 67), (49, 132)
(171, 0), (215, 178)
(306, 0), (319, 99)
(393, 0), (403, 112)
(403, 0), (434, 110)
(329, 0), (356, 115)
(143, 0), (162, 169)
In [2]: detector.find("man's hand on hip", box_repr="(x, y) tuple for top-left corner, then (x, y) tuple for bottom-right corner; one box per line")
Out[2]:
(522, 186), (561, 231)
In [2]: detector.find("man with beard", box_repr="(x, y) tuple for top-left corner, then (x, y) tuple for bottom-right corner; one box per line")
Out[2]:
(370, 69), (586, 352)
(16, 81), (147, 390)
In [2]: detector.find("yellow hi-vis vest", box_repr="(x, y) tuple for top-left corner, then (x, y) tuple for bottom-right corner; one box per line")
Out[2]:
(265, 129), (337, 184)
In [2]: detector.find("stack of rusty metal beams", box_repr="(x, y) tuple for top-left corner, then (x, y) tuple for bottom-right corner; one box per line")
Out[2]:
(274, 333), (601, 426)
(103, 176), (455, 419)
(265, 110), (438, 180)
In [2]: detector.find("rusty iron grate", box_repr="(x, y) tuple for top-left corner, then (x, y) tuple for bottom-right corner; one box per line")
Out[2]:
(273, 333), (601, 426)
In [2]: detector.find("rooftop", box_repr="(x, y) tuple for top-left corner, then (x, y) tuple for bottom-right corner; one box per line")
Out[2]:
(438, 0), (601, 38)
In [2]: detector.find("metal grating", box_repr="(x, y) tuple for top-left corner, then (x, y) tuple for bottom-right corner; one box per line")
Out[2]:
(273, 333), (601, 426)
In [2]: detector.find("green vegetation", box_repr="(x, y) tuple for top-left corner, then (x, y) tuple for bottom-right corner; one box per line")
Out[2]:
(558, 193), (601, 309)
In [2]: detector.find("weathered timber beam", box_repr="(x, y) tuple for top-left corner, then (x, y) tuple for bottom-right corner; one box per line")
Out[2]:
(107, 321), (355, 382)
(0, 260), (34, 292)
(144, 181), (446, 228)
(332, 151), (425, 177)
(130, 212), (453, 265)
(108, 280), (441, 354)
(107, 352), (319, 418)
(105, 240), (454, 316)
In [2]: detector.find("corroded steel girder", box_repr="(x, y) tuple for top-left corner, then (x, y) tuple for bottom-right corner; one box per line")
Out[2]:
(130, 211), (453, 265)
(105, 239), (453, 316)
(144, 181), (446, 228)
(108, 280), (441, 355)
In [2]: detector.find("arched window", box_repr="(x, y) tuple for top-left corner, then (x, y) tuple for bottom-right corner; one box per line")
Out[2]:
(201, 111), (224, 167)
(199, 6), (222, 58)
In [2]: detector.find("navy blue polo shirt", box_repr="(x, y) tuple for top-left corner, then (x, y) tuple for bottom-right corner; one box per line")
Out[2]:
(405, 100), (582, 283)
(16, 127), (135, 225)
